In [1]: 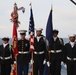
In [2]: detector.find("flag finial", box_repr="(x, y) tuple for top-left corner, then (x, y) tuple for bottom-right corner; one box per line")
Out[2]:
(14, 3), (17, 6)
(29, 3), (32, 8)
(51, 4), (53, 11)
(29, 3), (31, 5)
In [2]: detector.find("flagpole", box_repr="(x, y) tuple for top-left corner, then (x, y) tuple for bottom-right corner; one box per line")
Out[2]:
(15, 55), (18, 75)
(13, 22), (18, 75)
(15, 22), (18, 75)
(48, 5), (53, 75)
(45, 4), (53, 75)
(48, 51), (51, 75)
(32, 52), (34, 75)
(29, 3), (34, 75)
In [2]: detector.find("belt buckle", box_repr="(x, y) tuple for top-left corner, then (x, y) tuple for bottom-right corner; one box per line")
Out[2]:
(49, 51), (51, 53)
(3, 57), (5, 60)
(37, 52), (39, 54)
(21, 51), (23, 53)
(71, 58), (73, 61)
(54, 50), (56, 53)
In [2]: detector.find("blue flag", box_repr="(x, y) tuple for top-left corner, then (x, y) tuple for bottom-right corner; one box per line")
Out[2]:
(43, 9), (53, 75)
(46, 9), (53, 44)
(43, 64), (49, 75)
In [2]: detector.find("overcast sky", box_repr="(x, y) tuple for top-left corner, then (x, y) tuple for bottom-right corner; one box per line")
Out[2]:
(0, 0), (76, 38)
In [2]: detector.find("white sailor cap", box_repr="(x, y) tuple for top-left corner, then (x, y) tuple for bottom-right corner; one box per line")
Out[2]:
(18, 30), (27, 35)
(68, 34), (76, 37)
(2, 37), (9, 41)
(35, 28), (43, 31)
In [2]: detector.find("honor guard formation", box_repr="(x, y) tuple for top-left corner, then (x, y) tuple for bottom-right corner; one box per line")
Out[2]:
(0, 29), (76, 75)
(0, 1), (76, 75)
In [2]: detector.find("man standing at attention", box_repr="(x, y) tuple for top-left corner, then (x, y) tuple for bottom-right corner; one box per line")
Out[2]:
(64, 34), (76, 75)
(17, 30), (30, 75)
(49, 29), (64, 75)
(0, 37), (14, 75)
(33, 28), (49, 75)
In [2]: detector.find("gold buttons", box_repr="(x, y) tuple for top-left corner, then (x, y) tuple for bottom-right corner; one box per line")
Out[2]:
(22, 41), (24, 51)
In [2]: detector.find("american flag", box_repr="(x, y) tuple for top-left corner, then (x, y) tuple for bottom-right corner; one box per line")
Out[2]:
(28, 4), (35, 75)
(29, 4), (35, 52)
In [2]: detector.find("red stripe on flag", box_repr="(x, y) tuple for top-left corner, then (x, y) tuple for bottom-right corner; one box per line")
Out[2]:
(12, 22), (18, 57)
(12, 22), (18, 75)
(30, 35), (34, 52)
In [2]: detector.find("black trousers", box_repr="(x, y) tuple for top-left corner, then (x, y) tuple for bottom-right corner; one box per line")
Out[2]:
(17, 64), (28, 75)
(1, 64), (11, 75)
(67, 61), (76, 75)
(33, 60), (44, 75)
(50, 59), (61, 75)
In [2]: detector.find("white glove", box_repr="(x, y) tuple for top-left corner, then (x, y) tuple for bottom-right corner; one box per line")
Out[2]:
(61, 61), (67, 69)
(12, 66), (15, 70)
(43, 59), (46, 64)
(30, 59), (34, 64)
(61, 61), (64, 65)
(64, 64), (67, 69)
(47, 61), (50, 67)
(14, 61), (16, 64)
(11, 64), (15, 70)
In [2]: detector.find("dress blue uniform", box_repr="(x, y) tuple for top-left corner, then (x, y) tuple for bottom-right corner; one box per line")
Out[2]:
(17, 30), (30, 75)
